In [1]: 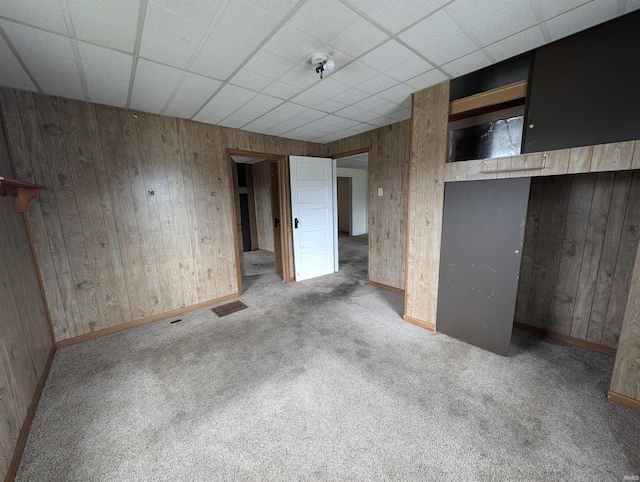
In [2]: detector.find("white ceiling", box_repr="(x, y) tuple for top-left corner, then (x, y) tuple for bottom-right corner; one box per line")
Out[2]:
(0, 0), (636, 144)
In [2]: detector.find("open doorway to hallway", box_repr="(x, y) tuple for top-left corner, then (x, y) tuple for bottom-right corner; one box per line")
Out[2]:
(231, 154), (283, 286)
(335, 152), (369, 283)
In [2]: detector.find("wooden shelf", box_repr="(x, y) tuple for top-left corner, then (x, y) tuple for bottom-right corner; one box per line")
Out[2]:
(449, 80), (528, 120)
(0, 176), (44, 213)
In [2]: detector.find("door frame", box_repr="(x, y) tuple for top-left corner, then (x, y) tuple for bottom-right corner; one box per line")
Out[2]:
(330, 147), (370, 281)
(226, 149), (293, 294)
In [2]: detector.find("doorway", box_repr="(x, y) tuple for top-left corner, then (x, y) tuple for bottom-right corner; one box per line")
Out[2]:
(229, 151), (288, 290)
(334, 151), (369, 282)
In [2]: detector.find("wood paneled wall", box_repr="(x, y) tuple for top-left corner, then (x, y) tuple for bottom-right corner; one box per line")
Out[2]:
(0, 116), (53, 479)
(326, 120), (410, 290)
(403, 82), (450, 328)
(252, 161), (275, 253)
(516, 172), (640, 349)
(0, 88), (321, 342)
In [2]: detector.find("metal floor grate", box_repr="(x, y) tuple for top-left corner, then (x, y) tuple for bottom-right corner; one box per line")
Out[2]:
(211, 300), (248, 317)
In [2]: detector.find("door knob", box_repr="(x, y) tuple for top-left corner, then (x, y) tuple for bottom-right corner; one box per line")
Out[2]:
(295, 218), (299, 229)
(274, 217), (280, 228)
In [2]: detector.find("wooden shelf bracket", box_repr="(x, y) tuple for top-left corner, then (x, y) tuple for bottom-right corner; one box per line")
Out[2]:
(0, 175), (44, 213)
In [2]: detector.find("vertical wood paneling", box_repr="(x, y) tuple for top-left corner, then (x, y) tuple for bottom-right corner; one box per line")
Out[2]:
(587, 172), (631, 344)
(326, 120), (411, 290)
(0, 113), (53, 481)
(526, 176), (572, 328)
(514, 178), (544, 326)
(571, 173), (615, 339)
(1, 88), (323, 342)
(246, 164), (259, 251)
(517, 172), (639, 349)
(253, 161), (275, 252)
(404, 82), (449, 325)
(549, 174), (595, 335)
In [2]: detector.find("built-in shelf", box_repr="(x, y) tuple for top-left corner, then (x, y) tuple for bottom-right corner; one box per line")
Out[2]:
(449, 80), (528, 121)
(0, 176), (44, 213)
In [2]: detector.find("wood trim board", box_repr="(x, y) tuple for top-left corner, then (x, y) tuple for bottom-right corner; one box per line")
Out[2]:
(449, 80), (527, 118)
(5, 344), (56, 482)
(369, 280), (405, 294)
(56, 293), (239, 348)
(607, 391), (640, 412)
(403, 315), (436, 331)
(513, 322), (616, 356)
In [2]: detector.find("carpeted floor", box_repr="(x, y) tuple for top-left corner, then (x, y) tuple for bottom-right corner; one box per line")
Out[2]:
(17, 234), (640, 480)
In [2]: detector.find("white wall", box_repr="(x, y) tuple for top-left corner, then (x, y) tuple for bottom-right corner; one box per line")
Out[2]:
(336, 167), (368, 236)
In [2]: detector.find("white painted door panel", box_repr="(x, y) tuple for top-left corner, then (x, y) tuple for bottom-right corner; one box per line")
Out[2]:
(290, 156), (336, 281)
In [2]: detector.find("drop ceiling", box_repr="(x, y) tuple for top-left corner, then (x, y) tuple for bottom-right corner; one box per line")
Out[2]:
(0, 0), (636, 143)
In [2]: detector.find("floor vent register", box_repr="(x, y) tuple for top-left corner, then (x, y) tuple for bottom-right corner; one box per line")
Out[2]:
(212, 300), (248, 317)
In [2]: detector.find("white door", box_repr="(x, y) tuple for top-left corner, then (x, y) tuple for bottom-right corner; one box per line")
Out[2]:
(289, 156), (337, 281)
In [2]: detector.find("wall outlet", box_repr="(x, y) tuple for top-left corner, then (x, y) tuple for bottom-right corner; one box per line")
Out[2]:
(378, 187), (383, 196)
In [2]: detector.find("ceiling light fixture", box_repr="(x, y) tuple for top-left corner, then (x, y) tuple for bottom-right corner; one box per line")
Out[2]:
(310, 53), (335, 80)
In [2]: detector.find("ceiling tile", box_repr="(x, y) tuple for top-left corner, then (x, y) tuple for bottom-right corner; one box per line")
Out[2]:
(208, 0), (281, 46)
(263, 80), (302, 99)
(334, 105), (380, 122)
(66, 0), (139, 52)
(546, 0), (619, 41)
(82, 64), (130, 87)
(242, 0), (300, 18)
(385, 56), (433, 83)
(296, 109), (328, 121)
(217, 84), (256, 103)
(326, 17), (389, 57)
(470, 2), (539, 46)
(343, 0), (442, 33)
(357, 74), (398, 95)
(486, 26), (546, 62)
(404, 69), (448, 90)
(193, 106), (233, 124)
(165, 96), (208, 118)
(398, 9), (461, 53)
(353, 96), (395, 114)
(421, 33), (479, 66)
(377, 83), (413, 103)
(130, 59), (182, 112)
(441, 50), (492, 78)
(287, 0), (361, 43)
(260, 110), (292, 124)
(31, 68), (84, 99)
(190, 55), (240, 81)
(77, 42), (132, 71)
(219, 111), (255, 128)
(273, 102), (307, 116)
(330, 61), (379, 88)
(359, 40), (414, 72)
(205, 95), (243, 112)
(86, 80), (128, 106)
(262, 25), (325, 65)
(235, 103), (269, 118)
(181, 72), (222, 94)
(139, 3), (208, 69)
(0, 20), (74, 58)
(307, 78), (351, 99)
(279, 65), (318, 89)
(332, 88), (370, 105)
(198, 30), (257, 68)
(69, 12), (137, 52)
(244, 50), (296, 80)
(247, 93), (282, 109)
(151, 0), (225, 26)
(230, 69), (276, 91)
(534, 0), (593, 20)
(17, 48), (79, 76)
(0, 0), (67, 34)
(446, 0), (525, 29)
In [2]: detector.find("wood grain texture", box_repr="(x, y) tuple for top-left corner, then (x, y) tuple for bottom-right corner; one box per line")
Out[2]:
(403, 82), (449, 325)
(253, 161), (275, 253)
(526, 176), (572, 328)
(0, 88), (323, 342)
(517, 172), (638, 350)
(591, 141), (634, 172)
(568, 145), (593, 173)
(245, 164), (259, 251)
(587, 172), (631, 344)
(610, 224), (640, 401)
(326, 120), (410, 290)
(549, 174), (595, 335)
(0, 113), (53, 481)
